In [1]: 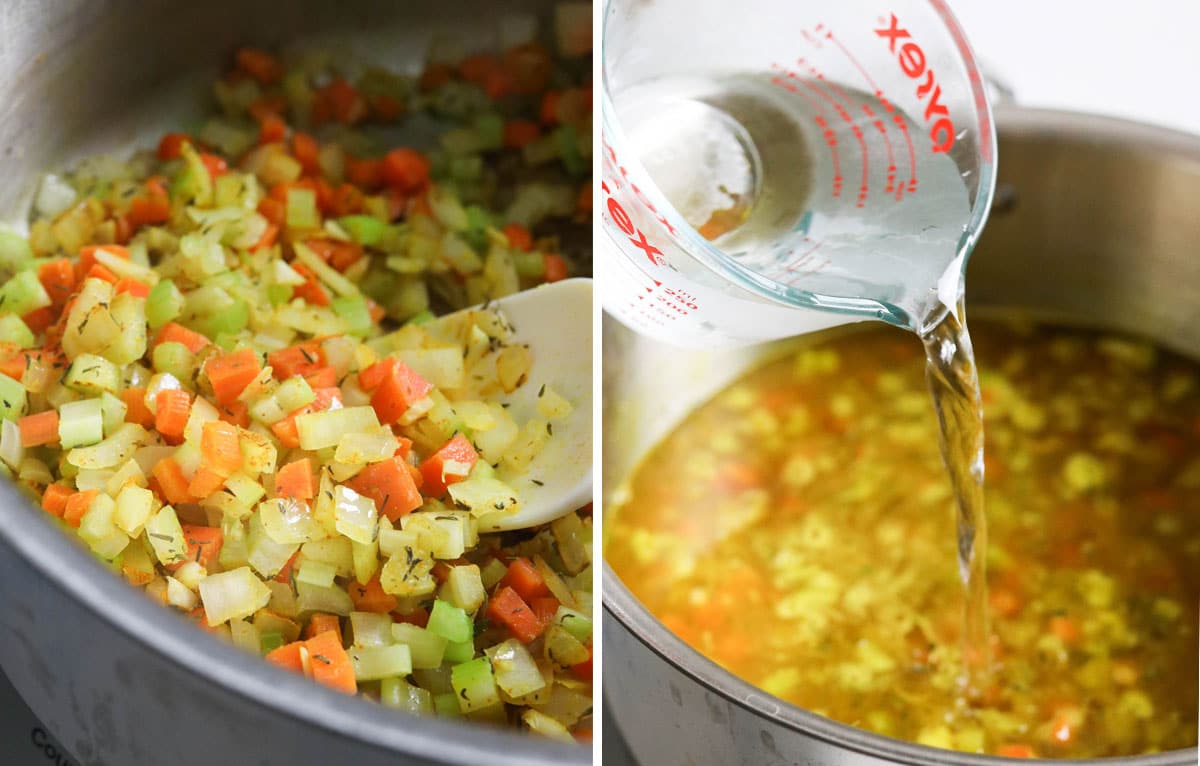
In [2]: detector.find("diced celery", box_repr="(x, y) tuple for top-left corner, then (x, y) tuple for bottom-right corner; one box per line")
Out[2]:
(0, 372), (26, 422)
(349, 611), (393, 648)
(543, 624), (590, 667)
(296, 558), (337, 588)
(286, 188), (320, 230)
(275, 376), (315, 413)
(338, 215), (388, 246)
(350, 643), (412, 681)
(513, 250), (545, 279)
(224, 472), (266, 507)
(198, 566), (272, 626)
(146, 278), (183, 330)
(100, 392), (127, 436)
(144, 505), (188, 567)
(0, 314), (34, 348)
(58, 398), (104, 448)
(433, 692), (463, 718)
(331, 295), (372, 338)
(295, 580), (354, 616)
(479, 558), (508, 590)
(195, 299), (249, 338)
(426, 599), (472, 643)
(259, 630), (285, 655)
(173, 143), (215, 207)
(64, 353), (122, 396)
(391, 622), (448, 669)
(485, 639), (546, 698)
(296, 406), (380, 451)
(555, 606), (592, 642)
(334, 485), (378, 545)
(473, 113), (504, 151)
(450, 656), (501, 713)
(0, 229), (33, 278)
(555, 124), (586, 176)
(380, 677), (434, 715)
(267, 284), (292, 307)
(440, 564), (485, 613)
(0, 269), (50, 317)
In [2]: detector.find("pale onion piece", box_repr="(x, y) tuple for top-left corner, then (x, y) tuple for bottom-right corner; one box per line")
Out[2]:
(333, 485), (378, 545)
(349, 611), (393, 648)
(275, 302), (347, 335)
(455, 400), (495, 431)
(184, 395), (220, 444)
(397, 395), (435, 426)
(495, 344), (533, 394)
(66, 423), (147, 470)
(230, 619), (260, 654)
(447, 469), (521, 518)
(247, 510), (300, 578)
(401, 511), (470, 560)
(199, 566), (272, 626)
(293, 241), (360, 297)
(296, 580), (354, 616)
(320, 335), (357, 378)
(473, 403), (519, 463)
(530, 684), (593, 728)
(501, 418), (550, 474)
(378, 527), (422, 560)
(258, 497), (325, 545)
(536, 385), (573, 420)
(132, 445), (176, 478)
(486, 639), (546, 699)
(328, 461), (364, 482)
(395, 348), (465, 391)
(166, 576), (198, 610)
(18, 457), (53, 486)
(61, 278), (119, 361)
(223, 472), (266, 507)
(93, 247), (159, 285)
(296, 406), (379, 451)
(145, 505), (188, 567)
(440, 564), (485, 613)
(301, 536), (355, 578)
(35, 173), (77, 218)
(0, 419), (23, 470)
(334, 429), (399, 464)
(114, 484), (156, 535)
(379, 547), (436, 598)
(272, 259), (306, 286)
(174, 561), (208, 591)
(73, 468), (115, 492)
(351, 537), (378, 586)
(238, 428), (278, 476)
(521, 709), (574, 744)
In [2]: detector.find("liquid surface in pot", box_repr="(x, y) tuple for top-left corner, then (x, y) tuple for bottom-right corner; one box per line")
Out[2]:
(606, 318), (1199, 758)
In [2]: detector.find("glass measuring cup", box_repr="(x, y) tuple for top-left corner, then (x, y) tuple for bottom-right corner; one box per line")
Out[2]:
(599, 0), (996, 347)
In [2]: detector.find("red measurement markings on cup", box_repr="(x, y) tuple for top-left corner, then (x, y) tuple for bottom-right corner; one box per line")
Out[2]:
(796, 55), (870, 208)
(768, 62), (844, 200)
(781, 238), (831, 285)
(875, 13), (955, 154)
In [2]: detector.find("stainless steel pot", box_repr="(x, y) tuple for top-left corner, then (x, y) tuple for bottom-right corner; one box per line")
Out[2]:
(602, 106), (1200, 766)
(0, 2), (588, 764)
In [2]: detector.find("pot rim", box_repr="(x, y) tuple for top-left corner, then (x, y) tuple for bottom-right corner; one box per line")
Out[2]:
(602, 106), (1200, 766)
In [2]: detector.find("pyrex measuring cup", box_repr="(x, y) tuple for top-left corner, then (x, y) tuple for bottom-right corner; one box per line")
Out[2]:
(599, 0), (996, 347)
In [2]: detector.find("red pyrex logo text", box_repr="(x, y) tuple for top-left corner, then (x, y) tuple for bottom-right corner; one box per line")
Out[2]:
(876, 14), (954, 153)
(601, 140), (667, 267)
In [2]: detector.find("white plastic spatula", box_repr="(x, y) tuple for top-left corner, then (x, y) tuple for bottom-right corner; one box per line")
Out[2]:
(469, 278), (592, 531)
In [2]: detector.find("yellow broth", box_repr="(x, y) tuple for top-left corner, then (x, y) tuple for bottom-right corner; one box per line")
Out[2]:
(605, 319), (1199, 758)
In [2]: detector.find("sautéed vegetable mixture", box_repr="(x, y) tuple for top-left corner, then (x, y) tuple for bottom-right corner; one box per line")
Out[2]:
(0, 36), (592, 740)
(607, 319), (1198, 758)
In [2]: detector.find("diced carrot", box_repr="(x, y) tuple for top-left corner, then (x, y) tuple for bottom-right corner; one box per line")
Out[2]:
(418, 433), (478, 497)
(267, 341), (326, 380)
(250, 222), (279, 252)
(570, 647), (592, 682)
(997, 744), (1036, 758)
(990, 587), (1023, 618)
(41, 483), (73, 518)
(257, 197), (286, 227)
(86, 263), (119, 284)
(248, 94), (288, 123)
(486, 585), (543, 643)
(366, 298), (386, 324)
(38, 259), (76, 308)
(304, 239), (362, 272)
(370, 361), (432, 424)
(418, 62), (453, 92)
(1048, 615), (1081, 645)
(205, 348), (262, 405)
(152, 458), (195, 505)
(458, 54), (500, 84)
(275, 458), (315, 500)
(347, 576), (398, 614)
(154, 322), (211, 354)
(290, 263), (330, 307)
(483, 69), (514, 100)
(199, 153), (228, 180)
(18, 410), (59, 448)
(154, 389), (192, 442)
(78, 244), (130, 276)
(305, 629), (357, 694)
(576, 182), (591, 214)
(394, 436), (413, 460)
(531, 595), (560, 629)
(0, 349), (26, 381)
(63, 489), (99, 528)
(502, 222), (534, 252)
(305, 613), (343, 643)
(317, 78), (367, 126)
(380, 148), (431, 195)
(392, 605), (429, 628)
(22, 306), (56, 334)
(274, 550), (301, 584)
(573, 729), (593, 744)
(345, 457), (423, 522)
(498, 557), (551, 603)
(327, 184), (365, 218)
(502, 42), (553, 95)
(302, 366), (337, 389)
(292, 132), (320, 176)
(218, 399), (250, 428)
(543, 253), (569, 283)
(258, 113), (288, 145)
(201, 420), (243, 477)
(172, 524), (223, 571)
(235, 47), (282, 86)
(384, 187), (408, 222)
(121, 387), (156, 428)
(112, 214), (134, 245)
(127, 194), (172, 229)
(265, 641), (305, 674)
(539, 90), (561, 125)
(345, 157), (383, 191)
(369, 94), (404, 122)
(114, 277), (151, 298)
(271, 387), (341, 449)
(157, 132), (191, 161)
